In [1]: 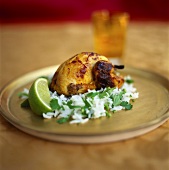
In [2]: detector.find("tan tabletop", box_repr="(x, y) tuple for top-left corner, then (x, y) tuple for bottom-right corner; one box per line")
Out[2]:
(0, 22), (169, 170)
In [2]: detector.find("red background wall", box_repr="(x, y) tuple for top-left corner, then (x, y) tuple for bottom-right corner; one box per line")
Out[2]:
(0, 0), (168, 23)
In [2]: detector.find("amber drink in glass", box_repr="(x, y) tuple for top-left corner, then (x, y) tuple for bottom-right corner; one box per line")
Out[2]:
(92, 10), (129, 62)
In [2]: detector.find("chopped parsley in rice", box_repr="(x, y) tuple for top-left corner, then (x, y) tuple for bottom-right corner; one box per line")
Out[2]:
(43, 76), (139, 124)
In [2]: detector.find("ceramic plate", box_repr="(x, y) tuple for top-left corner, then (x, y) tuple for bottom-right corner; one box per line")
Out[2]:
(0, 65), (169, 143)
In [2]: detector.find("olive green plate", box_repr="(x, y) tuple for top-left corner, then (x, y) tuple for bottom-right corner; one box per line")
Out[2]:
(0, 65), (169, 144)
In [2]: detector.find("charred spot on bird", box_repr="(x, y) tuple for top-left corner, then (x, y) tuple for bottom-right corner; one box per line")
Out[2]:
(80, 65), (87, 74)
(93, 60), (124, 89)
(95, 60), (113, 72)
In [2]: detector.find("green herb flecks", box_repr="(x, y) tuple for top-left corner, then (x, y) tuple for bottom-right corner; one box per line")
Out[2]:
(112, 95), (121, 106)
(86, 92), (99, 98)
(126, 79), (134, 84)
(56, 110), (74, 124)
(21, 99), (30, 107)
(66, 100), (82, 109)
(104, 103), (111, 117)
(120, 101), (133, 110)
(50, 98), (61, 110)
(18, 92), (29, 98)
(57, 117), (69, 124)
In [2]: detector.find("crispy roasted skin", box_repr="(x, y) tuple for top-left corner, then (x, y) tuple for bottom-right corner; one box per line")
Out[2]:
(93, 60), (124, 89)
(50, 52), (124, 96)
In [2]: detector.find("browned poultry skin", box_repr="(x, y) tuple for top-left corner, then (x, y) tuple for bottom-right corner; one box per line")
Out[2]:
(50, 52), (124, 96)
(93, 60), (124, 89)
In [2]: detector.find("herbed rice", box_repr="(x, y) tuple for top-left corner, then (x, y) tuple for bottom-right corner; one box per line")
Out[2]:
(42, 75), (139, 124)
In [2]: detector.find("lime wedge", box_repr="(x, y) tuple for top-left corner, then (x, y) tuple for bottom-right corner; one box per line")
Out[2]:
(28, 78), (52, 115)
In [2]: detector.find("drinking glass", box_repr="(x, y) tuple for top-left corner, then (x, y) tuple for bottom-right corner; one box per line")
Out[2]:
(92, 10), (129, 63)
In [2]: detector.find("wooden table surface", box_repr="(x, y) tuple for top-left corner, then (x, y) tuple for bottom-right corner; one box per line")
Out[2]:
(0, 22), (169, 170)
